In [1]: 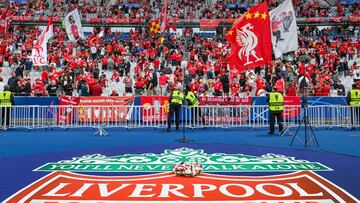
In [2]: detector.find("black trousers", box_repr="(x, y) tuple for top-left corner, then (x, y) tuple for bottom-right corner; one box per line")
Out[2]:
(1, 107), (10, 128)
(269, 111), (284, 134)
(168, 103), (181, 129)
(350, 106), (360, 127)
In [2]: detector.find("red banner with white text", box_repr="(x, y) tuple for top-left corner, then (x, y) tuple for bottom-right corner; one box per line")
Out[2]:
(140, 96), (170, 122)
(59, 96), (134, 123)
(283, 96), (301, 118)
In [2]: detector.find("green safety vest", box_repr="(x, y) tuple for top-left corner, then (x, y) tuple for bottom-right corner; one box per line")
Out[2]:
(185, 91), (200, 107)
(0, 91), (12, 106)
(269, 92), (284, 112)
(171, 90), (184, 105)
(350, 89), (360, 106)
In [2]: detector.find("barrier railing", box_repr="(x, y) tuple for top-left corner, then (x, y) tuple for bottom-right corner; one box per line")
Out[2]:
(0, 105), (358, 130)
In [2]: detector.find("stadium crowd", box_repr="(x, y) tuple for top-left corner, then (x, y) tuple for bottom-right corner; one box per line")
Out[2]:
(0, 1), (359, 98)
(1, 0), (359, 20)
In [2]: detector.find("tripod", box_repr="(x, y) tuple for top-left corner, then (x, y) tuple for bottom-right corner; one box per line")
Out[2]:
(290, 92), (319, 147)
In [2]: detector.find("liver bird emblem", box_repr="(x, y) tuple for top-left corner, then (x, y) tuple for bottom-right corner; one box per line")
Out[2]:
(236, 23), (263, 66)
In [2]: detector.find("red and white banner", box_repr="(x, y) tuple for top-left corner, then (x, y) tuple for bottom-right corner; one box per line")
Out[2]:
(59, 96), (134, 123)
(200, 19), (222, 29)
(283, 96), (300, 118)
(140, 96), (170, 122)
(77, 96), (134, 123)
(349, 14), (360, 23)
(58, 96), (80, 124)
(31, 17), (53, 66)
(329, 17), (344, 23)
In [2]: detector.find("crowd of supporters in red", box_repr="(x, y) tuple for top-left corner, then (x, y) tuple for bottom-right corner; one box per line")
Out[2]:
(0, 0), (359, 97)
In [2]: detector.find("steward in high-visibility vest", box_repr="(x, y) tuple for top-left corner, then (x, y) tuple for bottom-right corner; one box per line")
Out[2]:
(267, 87), (284, 135)
(171, 90), (184, 105)
(349, 89), (360, 106)
(0, 91), (13, 106)
(347, 84), (360, 129)
(268, 92), (284, 112)
(167, 84), (184, 131)
(0, 85), (14, 128)
(185, 91), (199, 107)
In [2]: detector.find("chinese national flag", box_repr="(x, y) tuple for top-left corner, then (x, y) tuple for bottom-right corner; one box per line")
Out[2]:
(226, 2), (272, 71)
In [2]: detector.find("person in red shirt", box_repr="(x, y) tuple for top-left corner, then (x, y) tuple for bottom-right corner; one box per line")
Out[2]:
(212, 77), (223, 96)
(230, 81), (240, 96)
(41, 68), (49, 84)
(286, 82), (297, 96)
(159, 72), (169, 96)
(134, 77), (145, 96)
(190, 79), (200, 94)
(111, 70), (120, 82)
(91, 82), (103, 96)
(32, 80), (46, 96)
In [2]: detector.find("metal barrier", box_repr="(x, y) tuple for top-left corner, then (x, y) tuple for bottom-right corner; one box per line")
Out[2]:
(0, 105), (358, 130)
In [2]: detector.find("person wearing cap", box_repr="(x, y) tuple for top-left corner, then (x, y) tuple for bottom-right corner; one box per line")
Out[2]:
(347, 84), (360, 129)
(0, 85), (15, 128)
(167, 83), (184, 131)
(267, 86), (284, 135)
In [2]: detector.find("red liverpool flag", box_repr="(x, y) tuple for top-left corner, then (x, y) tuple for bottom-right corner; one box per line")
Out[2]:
(226, 2), (272, 71)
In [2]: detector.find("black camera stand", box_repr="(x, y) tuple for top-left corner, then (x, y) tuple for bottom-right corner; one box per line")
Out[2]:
(290, 93), (319, 147)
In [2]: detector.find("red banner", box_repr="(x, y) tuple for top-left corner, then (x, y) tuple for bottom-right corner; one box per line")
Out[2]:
(90, 18), (103, 23)
(283, 96), (300, 118)
(200, 19), (222, 29)
(140, 96), (170, 122)
(106, 18), (118, 24)
(329, 17), (343, 23)
(58, 96), (80, 124)
(117, 19), (127, 23)
(305, 18), (325, 23)
(59, 96), (134, 123)
(78, 97), (134, 122)
(11, 16), (31, 21)
(349, 14), (360, 23)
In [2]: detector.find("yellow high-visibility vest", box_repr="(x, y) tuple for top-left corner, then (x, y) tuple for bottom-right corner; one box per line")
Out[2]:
(171, 90), (184, 105)
(0, 91), (12, 106)
(269, 92), (284, 112)
(185, 91), (199, 107)
(350, 89), (360, 106)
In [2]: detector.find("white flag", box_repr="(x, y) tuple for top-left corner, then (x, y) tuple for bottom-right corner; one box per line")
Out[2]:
(269, 0), (298, 58)
(64, 9), (85, 41)
(31, 17), (53, 66)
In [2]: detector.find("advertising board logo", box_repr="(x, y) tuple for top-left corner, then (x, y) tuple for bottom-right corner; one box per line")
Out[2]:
(35, 147), (331, 172)
(4, 171), (358, 202)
